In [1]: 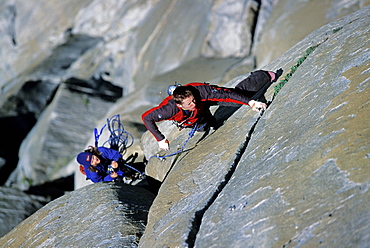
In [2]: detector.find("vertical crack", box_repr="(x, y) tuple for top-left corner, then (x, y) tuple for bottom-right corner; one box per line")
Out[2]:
(185, 112), (264, 247)
(249, 0), (261, 44)
(184, 38), (326, 246)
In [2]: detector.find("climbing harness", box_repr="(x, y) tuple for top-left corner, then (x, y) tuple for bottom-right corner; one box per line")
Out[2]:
(149, 122), (207, 161)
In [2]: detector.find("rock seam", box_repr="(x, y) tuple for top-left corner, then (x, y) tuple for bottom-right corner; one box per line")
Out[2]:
(185, 111), (263, 247)
(183, 34), (334, 246)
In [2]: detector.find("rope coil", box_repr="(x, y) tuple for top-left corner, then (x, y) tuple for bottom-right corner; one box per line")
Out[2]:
(94, 114), (144, 177)
(94, 114), (134, 155)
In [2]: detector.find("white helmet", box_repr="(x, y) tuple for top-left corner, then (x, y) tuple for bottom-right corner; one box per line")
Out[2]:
(167, 82), (181, 95)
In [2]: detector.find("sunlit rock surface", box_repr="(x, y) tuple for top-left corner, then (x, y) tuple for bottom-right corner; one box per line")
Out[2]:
(0, 0), (368, 245)
(139, 7), (370, 247)
(0, 0), (366, 193)
(253, 0), (370, 67)
(0, 0), (93, 87)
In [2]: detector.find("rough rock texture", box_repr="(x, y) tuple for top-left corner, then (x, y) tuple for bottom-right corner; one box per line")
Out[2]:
(0, 0), (366, 192)
(0, 0), (369, 244)
(5, 84), (116, 190)
(253, 0), (370, 68)
(139, 7), (370, 247)
(0, 182), (155, 247)
(0, 0), (93, 87)
(0, 187), (48, 237)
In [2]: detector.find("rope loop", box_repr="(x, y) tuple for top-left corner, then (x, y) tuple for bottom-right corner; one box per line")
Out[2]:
(89, 115), (145, 178)
(103, 115), (134, 155)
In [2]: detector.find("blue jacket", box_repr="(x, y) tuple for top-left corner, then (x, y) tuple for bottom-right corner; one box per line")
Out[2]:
(84, 147), (125, 183)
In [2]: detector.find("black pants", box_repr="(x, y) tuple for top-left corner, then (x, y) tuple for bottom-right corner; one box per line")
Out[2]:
(194, 70), (272, 130)
(234, 70), (272, 98)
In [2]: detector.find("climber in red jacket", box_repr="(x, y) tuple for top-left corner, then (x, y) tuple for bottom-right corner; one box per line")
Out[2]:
(142, 70), (277, 150)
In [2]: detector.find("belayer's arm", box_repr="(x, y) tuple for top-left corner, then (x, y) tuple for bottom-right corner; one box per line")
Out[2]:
(98, 147), (122, 161)
(85, 170), (104, 183)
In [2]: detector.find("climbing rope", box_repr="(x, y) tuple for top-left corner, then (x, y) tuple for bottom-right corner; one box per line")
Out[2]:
(94, 114), (134, 155)
(125, 163), (144, 176)
(149, 123), (207, 161)
(94, 124), (106, 147)
(94, 114), (144, 177)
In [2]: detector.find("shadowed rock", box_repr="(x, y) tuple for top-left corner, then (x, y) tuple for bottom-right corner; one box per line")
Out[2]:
(0, 187), (48, 238)
(0, 183), (155, 247)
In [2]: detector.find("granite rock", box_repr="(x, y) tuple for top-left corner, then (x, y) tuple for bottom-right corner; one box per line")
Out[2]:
(0, 182), (155, 247)
(139, 7), (370, 247)
(0, 187), (47, 238)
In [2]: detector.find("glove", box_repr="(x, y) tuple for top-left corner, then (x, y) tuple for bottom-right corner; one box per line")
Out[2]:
(249, 100), (267, 112)
(158, 139), (170, 150)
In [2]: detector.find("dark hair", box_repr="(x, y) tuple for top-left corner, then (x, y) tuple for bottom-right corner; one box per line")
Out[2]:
(88, 165), (98, 173)
(172, 86), (195, 104)
(84, 146), (102, 156)
(84, 146), (101, 172)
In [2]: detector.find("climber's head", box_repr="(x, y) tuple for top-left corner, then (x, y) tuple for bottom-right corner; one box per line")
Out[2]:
(173, 86), (198, 111)
(77, 152), (101, 167)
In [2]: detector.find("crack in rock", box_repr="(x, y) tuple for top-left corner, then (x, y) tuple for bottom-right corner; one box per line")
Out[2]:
(185, 112), (264, 247)
(184, 39), (324, 246)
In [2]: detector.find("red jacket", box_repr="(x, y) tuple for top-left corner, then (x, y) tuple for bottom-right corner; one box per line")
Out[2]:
(142, 82), (251, 141)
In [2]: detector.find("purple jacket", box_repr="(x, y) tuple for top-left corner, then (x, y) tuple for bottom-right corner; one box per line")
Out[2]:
(84, 147), (124, 183)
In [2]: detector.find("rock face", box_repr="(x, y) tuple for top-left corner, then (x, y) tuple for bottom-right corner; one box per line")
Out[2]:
(0, 183), (155, 247)
(1, 0), (367, 193)
(253, 0), (370, 68)
(0, 187), (48, 237)
(0, 0), (369, 245)
(139, 7), (370, 247)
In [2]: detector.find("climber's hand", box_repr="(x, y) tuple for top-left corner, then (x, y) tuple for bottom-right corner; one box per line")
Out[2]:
(158, 139), (170, 151)
(249, 100), (267, 112)
(111, 161), (118, 169)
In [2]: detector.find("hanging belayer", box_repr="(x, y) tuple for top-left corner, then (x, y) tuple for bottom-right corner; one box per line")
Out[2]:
(76, 114), (145, 184)
(77, 146), (127, 183)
